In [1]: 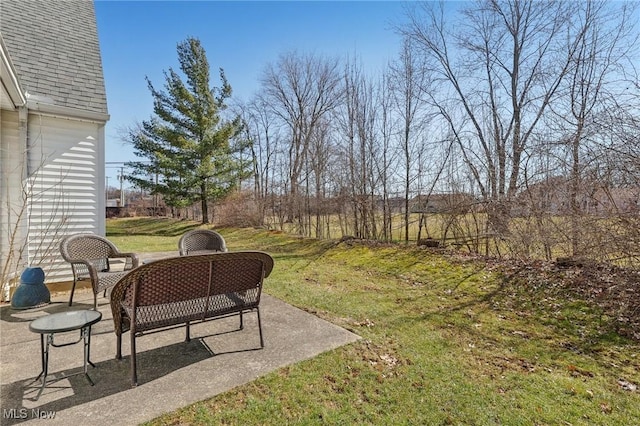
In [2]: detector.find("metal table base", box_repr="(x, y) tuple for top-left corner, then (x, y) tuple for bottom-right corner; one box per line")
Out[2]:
(29, 310), (102, 400)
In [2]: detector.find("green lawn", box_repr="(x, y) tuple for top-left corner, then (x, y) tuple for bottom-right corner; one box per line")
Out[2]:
(107, 218), (640, 425)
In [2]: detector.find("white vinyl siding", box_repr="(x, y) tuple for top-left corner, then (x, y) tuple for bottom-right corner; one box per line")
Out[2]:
(26, 114), (105, 283)
(0, 109), (27, 287)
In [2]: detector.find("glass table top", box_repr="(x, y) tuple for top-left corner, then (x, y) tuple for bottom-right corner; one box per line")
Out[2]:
(29, 310), (102, 334)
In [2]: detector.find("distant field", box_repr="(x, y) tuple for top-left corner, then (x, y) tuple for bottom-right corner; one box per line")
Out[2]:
(266, 212), (454, 242)
(106, 217), (203, 252)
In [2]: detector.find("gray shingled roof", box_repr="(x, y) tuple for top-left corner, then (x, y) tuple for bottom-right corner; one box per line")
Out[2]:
(0, 0), (108, 115)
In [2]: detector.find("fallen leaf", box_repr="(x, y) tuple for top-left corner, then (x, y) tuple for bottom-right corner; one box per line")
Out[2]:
(379, 354), (398, 368)
(355, 319), (375, 327)
(618, 378), (637, 392)
(567, 364), (594, 377)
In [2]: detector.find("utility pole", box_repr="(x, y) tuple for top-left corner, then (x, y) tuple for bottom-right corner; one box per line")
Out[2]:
(119, 166), (125, 207)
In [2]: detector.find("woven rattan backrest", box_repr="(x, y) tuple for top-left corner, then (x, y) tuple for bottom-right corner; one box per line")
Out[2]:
(210, 258), (263, 295)
(179, 230), (227, 255)
(62, 234), (117, 260)
(114, 251), (274, 308)
(130, 257), (211, 306)
(60, 234), (118, 271)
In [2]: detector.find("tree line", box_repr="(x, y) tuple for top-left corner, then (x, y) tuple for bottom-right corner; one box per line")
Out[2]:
(125, 0), (640, 264)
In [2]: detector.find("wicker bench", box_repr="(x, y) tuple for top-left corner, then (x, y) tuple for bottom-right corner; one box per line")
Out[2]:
(110, 251), (274, 386)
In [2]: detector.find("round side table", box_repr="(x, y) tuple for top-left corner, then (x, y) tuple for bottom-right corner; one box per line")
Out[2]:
(29, 310), (102, 400)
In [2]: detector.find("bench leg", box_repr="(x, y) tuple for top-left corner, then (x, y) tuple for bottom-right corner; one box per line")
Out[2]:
(256, 308), (264, 348)
(239, 311), (244, 330)
(185, 321), (191, 342)
(130, 333), (138, 387)
(116, 333), (122, 360)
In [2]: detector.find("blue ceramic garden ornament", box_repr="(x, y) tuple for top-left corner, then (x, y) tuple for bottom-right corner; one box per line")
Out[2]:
(11, 267), (50, 309)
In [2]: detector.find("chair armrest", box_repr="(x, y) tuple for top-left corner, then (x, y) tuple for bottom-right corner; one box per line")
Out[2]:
(66, 258), (100, 272)
(109, 252), (140, 269)
(66, 258), (101, 291)
(110, 278), (132, 335)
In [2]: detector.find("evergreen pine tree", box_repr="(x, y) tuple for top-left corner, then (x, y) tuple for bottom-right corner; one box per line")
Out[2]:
(126, 37), (246, 223)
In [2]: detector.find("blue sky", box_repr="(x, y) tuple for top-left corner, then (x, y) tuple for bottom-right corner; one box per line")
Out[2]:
(94, 1), (409, 188)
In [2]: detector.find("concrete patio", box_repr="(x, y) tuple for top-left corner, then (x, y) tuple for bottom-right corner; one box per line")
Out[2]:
(0, 267), (360, 425)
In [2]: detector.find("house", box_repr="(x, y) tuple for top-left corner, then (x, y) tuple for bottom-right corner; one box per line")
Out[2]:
(1, 0), (108, 291)
(515, 176), (640, 216)
(409, 193), (476, 214)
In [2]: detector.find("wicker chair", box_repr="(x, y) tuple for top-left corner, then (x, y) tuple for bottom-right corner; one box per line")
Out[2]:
(178, 229), (227, 256)
(60, 233), (139, 309)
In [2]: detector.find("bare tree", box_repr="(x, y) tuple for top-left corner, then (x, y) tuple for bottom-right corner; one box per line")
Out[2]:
(389, 38), (429, 242)
(401, 0), (587, 237)
(376, 71), (399, 241)
(334, 57), (381, 239)
(237, 95), (283, 224)
(549, 1), (639, 258)
(260, 52), (342, 229)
